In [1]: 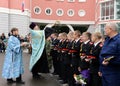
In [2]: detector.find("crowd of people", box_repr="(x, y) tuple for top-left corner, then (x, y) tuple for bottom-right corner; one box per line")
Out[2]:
(49, 31), (102, 86)
(46, 22), (120, 86)
(1, 22), (120, 86)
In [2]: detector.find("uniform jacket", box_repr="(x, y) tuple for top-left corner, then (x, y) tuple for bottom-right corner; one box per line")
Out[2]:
(100, 34), (120, 74)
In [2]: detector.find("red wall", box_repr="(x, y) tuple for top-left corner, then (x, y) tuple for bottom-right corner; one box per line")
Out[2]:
(31, 0), (95, 21)
(0, 0), (30, 10)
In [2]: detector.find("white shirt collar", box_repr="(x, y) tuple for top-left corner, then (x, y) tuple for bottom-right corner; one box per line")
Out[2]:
(60, 39), (62, 42)
(84, 40), (90, 44)
(94, 41), (101, 47)
(75, 38), (80, 43)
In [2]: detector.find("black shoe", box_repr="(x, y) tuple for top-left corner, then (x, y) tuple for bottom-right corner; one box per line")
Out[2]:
(7, 79), (16, 84)
(16, 81), (25, 84)
(58, 79), (64, 84)
(52, 72), (57, 75)
(33, 75), (40, 79)
(33, 73), (44, 79)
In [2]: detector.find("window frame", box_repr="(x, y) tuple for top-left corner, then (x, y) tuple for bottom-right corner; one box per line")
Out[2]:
(78, 10), (86, 17)
(56, 8), (64, 16)
(67, 9), (75, 17)
(34, 6), (41, 14)
(45, 8), (53, 15)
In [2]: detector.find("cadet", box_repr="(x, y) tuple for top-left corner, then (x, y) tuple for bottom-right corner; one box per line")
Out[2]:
(67, 31), (76, 86)
(55, 33), (65, 78)
(79, 32), (93, 86)
(50, 33), (59, 75)
(46, 36), (52, 70)
(72, 30), (82, 75)
(87, 32), (102, 86)
(58, 32), (68, 83)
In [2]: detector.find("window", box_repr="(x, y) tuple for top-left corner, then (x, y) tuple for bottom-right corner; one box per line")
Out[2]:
(117, 23), (120, 32)
(116, 0), (120, 19)
(78, 0), (86, 2)
(100, 24), (105, 35)
(45, 8), (52, 15)
(78, 10), (86, 17)
(34, 6), (41, 14)
(56, 9), (64, 16)
(68, 0), (75, 2)
(100, 1), (114, 20)
(67, 9), (74, 17)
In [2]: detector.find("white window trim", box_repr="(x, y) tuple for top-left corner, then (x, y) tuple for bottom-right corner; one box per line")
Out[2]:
(78, 0), (86, 2)
(34, 6), (41, 14)
(56, 8), (64, 16)
(100, 1), (115, 21)
(67, 9), (75, 17)
(100, 0), (111, 3)
(45, 8), (52, 15)
(56, 0), (64, 1)
(68, 0), (75, 2)
(114, 0), (117, 19)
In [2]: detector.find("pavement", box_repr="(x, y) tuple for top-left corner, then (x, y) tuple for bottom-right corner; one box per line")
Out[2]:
(0, 52), (63, 86)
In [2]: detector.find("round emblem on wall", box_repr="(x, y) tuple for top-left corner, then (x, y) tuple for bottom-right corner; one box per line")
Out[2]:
(67, 9), (75, 17)
(45, 8), (52, 15)
(34, 6), (41, 14)
(78, 10), (86, 17)
(56, 9), (64, 16)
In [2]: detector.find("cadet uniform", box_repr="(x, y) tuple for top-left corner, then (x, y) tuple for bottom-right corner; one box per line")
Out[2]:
(67, 40), (76, 86)
(46, 40), (52, 70)
(79, 41), (93, 86)
(56, 40), (64, 77)
(50, 38), (59, 74)
(59, 39), (68, 83)
(99, 34), (120, 86)
(89, 42), (102, 86)
(71, 39), (82, 75)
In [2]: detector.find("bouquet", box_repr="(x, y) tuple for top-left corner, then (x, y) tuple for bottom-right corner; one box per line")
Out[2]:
(74, 74), (87, 85)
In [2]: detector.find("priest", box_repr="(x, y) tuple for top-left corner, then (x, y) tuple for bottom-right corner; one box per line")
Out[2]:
(2, 28), (26, 84)
(29, 23), (54, 79)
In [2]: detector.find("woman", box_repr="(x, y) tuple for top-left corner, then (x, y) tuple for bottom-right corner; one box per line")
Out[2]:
(2, 28), (26, 84)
